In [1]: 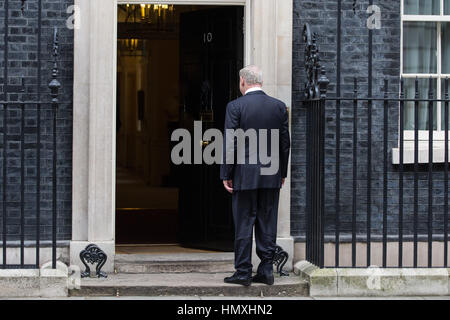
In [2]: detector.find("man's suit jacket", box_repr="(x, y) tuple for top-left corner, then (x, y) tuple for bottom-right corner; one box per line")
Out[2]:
(220, 90), (291, 191)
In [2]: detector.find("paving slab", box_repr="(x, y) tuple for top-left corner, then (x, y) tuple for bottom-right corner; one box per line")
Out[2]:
(6, 296), (450, 300)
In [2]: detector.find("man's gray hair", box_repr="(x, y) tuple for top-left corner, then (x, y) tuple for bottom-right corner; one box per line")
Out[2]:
(239, 65), (263, 85)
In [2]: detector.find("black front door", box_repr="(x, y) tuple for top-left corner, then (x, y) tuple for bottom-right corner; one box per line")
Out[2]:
(178, 6), (244, 251)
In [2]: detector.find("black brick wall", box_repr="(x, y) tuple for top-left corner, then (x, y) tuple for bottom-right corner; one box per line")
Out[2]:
(0, 0), (73, 241)
(290, 0), (438, 240)
(0, 0), (442, 244)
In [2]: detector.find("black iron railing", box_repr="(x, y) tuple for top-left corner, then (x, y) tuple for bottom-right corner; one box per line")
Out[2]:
(303, 23), (328, 268)
(0, 1), (62, 269)
(303, 22), (450, 268)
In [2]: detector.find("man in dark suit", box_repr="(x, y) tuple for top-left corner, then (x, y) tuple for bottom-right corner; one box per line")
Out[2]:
(220, 65), (291, 286)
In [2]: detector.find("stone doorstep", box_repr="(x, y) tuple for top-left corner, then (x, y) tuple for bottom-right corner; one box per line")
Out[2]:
(115, 253), (235, 263)
(115, 261), (236, 274)
(69, 273), (309, 297)
(294, 260), (450, 297)
(0, 265), (68, 298)
(114, 253), (235, 274)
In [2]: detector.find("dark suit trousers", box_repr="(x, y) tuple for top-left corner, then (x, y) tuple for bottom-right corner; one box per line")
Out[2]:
(231, 188), (280, 277)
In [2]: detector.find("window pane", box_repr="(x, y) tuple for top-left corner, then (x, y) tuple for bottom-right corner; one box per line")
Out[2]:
(443, 23), (450, 74)
(446, 0), (450, 15)
(403, 22), (437, 74)
(404, 0), (440, 15)
(404, 78), (437, 130)
(442, 79), (450, 130)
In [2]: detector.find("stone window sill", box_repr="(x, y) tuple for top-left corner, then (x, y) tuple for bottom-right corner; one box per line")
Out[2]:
(392, 146), (450, 164)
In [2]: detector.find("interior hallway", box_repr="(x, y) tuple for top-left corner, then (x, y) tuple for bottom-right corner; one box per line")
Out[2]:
(116, 167), (179, 244)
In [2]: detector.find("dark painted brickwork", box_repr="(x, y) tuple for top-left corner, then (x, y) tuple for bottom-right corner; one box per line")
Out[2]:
(0, 0), (73, 241)
(290, 0), (438, 240)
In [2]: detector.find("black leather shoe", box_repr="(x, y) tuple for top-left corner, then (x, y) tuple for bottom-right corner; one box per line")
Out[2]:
(252, 274), (274, 285)
(224, 273), (252, 286)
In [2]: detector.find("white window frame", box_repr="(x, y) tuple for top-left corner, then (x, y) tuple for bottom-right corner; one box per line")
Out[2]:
(393, 0), (450, 164)
(401, 0), (450, 140)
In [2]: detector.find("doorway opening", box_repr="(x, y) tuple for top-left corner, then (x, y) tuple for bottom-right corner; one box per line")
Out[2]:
(115, 4), (244, 252)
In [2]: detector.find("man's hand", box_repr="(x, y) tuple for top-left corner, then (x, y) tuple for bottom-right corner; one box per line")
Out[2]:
(223, 180), (233, 194)
(281, 178), (285, 188)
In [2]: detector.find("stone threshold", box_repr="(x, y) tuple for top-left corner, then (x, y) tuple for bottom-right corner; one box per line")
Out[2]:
(115, 252), (234, 263)
(294, 260), (450, 297)
(114, 253), (236, 274)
